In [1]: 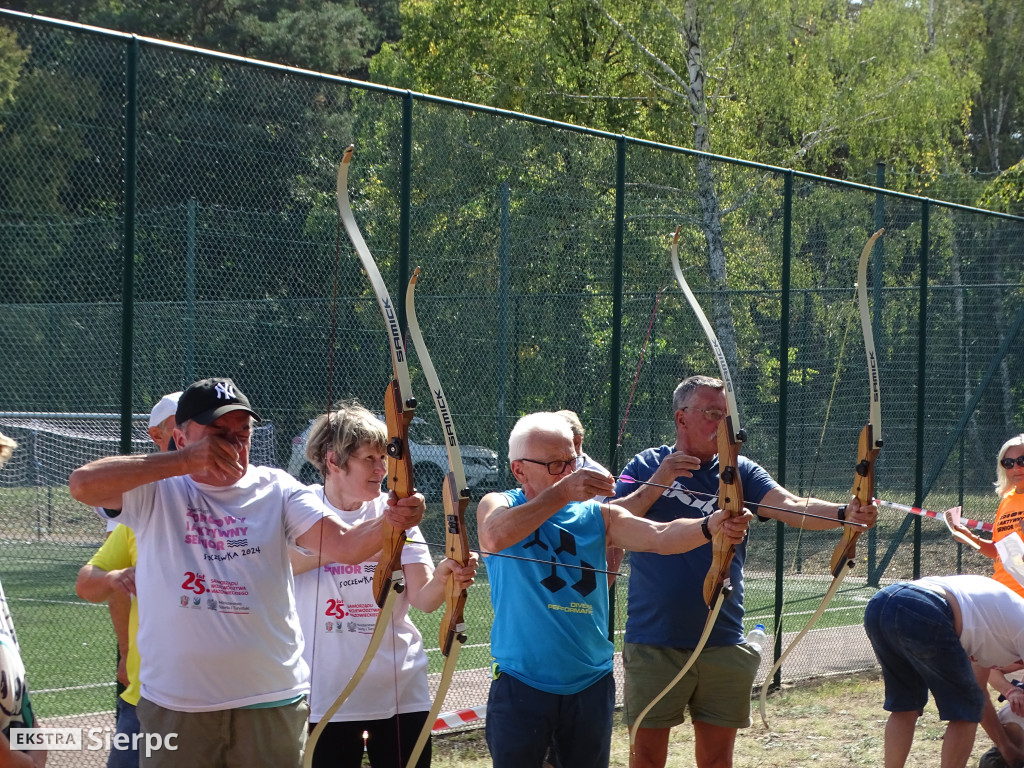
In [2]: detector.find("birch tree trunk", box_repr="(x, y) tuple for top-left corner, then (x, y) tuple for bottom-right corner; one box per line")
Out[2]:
(682, 0), (742, 400)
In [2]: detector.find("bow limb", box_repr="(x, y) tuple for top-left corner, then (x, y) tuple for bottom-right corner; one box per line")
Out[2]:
(759, 228), (884, 728)
(403, 268), (471, 768)
(304, 148), (417, 768)
(629, 229), (746, 760)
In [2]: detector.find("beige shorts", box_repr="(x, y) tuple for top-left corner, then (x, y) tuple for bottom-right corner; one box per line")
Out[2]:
(137, 697), (309, 768)
(623, 641), (761, 730)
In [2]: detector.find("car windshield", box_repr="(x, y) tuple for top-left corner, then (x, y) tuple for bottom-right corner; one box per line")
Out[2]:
(408, 420), (439, 445)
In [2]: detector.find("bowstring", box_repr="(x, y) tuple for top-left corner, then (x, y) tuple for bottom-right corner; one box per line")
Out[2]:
(786, 280), (859, 577)
(306, 207), (345, 759)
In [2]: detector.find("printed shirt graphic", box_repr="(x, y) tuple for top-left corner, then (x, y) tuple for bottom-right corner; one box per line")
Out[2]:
(992, 491), (1024, 598)
(294, 489), (433, 722)
(87, 524), (140, 705)
(486, 490), (612, 695)
(0, 576), (28, 731)
(614, 445), (778, 648)
(113, 465), (333, 711)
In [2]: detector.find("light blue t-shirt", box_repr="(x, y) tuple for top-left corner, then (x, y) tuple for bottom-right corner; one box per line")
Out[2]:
(487, 489), (613, 695)
(614, 446), (778, 648)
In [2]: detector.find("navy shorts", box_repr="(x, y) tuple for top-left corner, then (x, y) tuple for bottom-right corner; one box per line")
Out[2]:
(864, 583), (986, 722)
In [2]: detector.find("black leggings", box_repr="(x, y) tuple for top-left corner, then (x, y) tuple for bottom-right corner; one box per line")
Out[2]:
(307, 711), (431, 768)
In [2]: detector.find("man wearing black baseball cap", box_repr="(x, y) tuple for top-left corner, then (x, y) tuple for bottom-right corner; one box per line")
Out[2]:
(70, 376), (424, 768)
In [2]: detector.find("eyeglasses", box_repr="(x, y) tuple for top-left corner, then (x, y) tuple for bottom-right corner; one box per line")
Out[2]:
(517, 456), (583, 475)
(1001, 456), (1024, 469)
(682, 407), (727, 422)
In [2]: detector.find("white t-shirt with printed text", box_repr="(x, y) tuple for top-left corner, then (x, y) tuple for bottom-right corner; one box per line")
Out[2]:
(112, 465), (333, 711)
(295, 489), (434, 722)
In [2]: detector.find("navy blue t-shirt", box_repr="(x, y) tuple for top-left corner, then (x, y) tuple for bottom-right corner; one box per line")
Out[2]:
(614, 445), (778, 648)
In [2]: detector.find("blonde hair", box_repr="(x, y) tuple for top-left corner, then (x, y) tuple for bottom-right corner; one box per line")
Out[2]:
(0, 432), (15, 469)
(995, 434), (1024, 497)
(304, 401), (387, 479)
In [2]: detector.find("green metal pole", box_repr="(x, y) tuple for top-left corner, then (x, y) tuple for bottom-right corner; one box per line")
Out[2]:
(914, 200), (929, 579)
(607, 136), (627, 644)
(397, 92), (413, 331)
(120, 37), (139, 455)
(771, 171), (793, 683)
(608, 136), (626, 472)
(186, 198), (197, 384)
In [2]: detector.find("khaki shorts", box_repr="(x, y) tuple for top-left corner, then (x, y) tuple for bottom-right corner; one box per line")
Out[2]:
(623, 641), (761, 730)
(137, 697), (309, 768)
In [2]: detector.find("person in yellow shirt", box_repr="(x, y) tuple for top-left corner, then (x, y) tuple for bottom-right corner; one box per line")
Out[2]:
(77, 525), (138, 768)
(74, 392), (179, 768)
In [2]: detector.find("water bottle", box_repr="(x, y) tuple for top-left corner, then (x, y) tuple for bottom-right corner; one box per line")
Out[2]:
(745, 623), (768, 654)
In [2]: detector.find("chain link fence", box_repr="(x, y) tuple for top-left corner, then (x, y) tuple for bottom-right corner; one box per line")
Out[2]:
(2, 10), (1024, 763)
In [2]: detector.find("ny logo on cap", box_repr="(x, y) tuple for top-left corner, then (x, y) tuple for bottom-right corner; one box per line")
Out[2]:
(215, 382), (237, 400)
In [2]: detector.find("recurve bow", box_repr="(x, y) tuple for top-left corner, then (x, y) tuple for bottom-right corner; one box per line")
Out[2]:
(402, 267), (471, 768)
(304, 146), (418, 768)
(759, 228), (884, 728)
(629, 228), (747, 760)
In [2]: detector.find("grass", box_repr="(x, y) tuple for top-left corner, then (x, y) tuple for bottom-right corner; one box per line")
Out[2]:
(430, 671), (999, 767)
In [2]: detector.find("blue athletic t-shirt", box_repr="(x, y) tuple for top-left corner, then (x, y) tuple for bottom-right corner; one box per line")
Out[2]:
(614, 446), (778, 648)
(486, 489), (613, 695)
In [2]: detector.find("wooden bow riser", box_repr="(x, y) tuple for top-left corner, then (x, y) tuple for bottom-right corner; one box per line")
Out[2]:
(439, 471), (470, 655)
(828, 422), (879, 577)
(372, 378), (416, 607)
(703, 422), (745, 606)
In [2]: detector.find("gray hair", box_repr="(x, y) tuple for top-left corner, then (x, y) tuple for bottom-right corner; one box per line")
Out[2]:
(671, 375), (724, 414)
(509, 412), (574, 462)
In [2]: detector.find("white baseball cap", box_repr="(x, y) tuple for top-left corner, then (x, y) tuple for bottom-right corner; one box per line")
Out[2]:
(148, 391), (183, 429)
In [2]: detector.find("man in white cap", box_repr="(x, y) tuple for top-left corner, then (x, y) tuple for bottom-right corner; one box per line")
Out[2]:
(146, 391), (182, 453)
(69, 377), (424, 768)
(76, 391), (181, 768)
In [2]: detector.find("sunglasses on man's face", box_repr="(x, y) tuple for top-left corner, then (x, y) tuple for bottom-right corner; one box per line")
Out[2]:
(1000, 455), (1024, 470)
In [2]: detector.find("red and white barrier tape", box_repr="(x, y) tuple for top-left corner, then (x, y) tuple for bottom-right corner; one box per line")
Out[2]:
(432, 705), (486, 731)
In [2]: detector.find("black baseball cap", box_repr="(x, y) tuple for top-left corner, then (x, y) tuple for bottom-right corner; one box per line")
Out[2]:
(175, 377), (261, 426)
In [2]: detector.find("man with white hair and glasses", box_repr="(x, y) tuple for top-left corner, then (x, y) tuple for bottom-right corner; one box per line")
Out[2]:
(476, 411), (753, 768)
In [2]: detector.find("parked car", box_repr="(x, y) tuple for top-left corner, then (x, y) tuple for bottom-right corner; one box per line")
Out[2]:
(287, 415), (501, 500)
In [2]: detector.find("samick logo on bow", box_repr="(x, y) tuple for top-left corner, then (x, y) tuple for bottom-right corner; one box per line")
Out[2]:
(402, 267), (471, 768)
(759, 228), (884, 728)
(304, 146), (418, 768)
(629, 228), (747, 762)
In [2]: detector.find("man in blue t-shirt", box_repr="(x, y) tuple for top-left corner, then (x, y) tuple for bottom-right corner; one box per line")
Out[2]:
(476, 412), (752, 768)
(616, 375), (878, 768)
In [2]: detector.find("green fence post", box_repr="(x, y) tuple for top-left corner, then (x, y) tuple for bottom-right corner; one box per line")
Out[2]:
(608, 136), (626, 472)
(914, 199), (930, 579)
(186, 198), (197, 384)
(398, 93), (413, 330)
(120, 37), (140, 454)
(771, 170), (793, 681)
(607, 136), (627, 644)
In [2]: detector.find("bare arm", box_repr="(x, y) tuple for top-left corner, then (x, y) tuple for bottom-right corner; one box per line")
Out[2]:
(75, 564), (135, 603)
(477, 469), (614, 553)
(295, 492), (426, 566)
(405, 554), (479, 613)
(69, 432), (246, 510)
(977, 663), (1024, 767)
(759, 487), (877, 531)
(605, 504), (752, 554)
(0, 736), (45, 768)
(615, 451), (700, 518)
